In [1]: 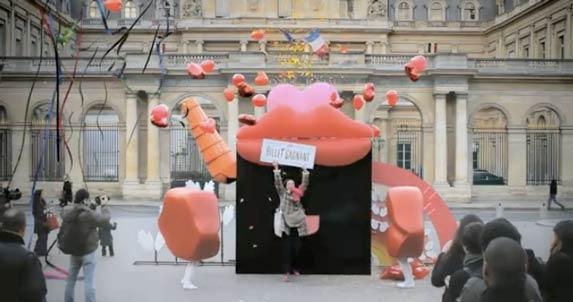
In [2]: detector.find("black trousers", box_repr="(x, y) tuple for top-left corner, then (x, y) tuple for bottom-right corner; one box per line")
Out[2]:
(102, 244), (114, 256)
(282, 228), (301, 274)
(34, 231), (48, 256)
(548, 194), (565, 209)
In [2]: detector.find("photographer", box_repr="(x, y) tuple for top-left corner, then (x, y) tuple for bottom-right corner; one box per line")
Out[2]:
(0, 187), (22, 223)
(59, 188), (110, 302)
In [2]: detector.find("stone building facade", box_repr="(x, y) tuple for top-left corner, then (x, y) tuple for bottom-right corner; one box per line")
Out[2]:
(0, 0), (572, 203)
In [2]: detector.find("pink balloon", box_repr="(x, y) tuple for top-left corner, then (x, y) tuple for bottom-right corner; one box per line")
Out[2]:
(386, 90), (399, 107)
(266, 82), (338, 113)
(409, 55), (427, 73)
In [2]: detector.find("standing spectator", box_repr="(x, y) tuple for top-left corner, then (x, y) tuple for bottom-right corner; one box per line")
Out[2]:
(98, 220), (117, 257)
(480, 237), (529, 302)
(59, 188), (110, 302)
(444, 222), (484, 302)
(431, 214), (483, 301)
(544, 220), (573, 302)
(0, 208), (47, 302)
(32, 189), (50, 256)
(548, 179), (565, 210)
(59, 180), (73, 208)
(459, 218), (542, 302)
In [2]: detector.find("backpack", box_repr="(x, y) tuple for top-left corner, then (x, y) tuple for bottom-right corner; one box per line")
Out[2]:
(57, 208), (90, 256)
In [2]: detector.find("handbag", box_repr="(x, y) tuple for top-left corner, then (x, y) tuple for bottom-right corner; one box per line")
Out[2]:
(273, 208), (283, 238)
(46, 211), (60, 231)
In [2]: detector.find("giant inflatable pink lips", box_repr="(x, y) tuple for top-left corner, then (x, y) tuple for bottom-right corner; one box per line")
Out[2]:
(236, 83), (376, 167)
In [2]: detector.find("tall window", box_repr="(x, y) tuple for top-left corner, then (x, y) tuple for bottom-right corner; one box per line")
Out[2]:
(526, 109), (560, 185)
(471, 107), (508, 185)
(540, 41), (546, 59)
(31, 104), (65, 181)
(523, 45), (529, 58)
(463, 3), (477, 21)
(83, 106), (120, 181)
(391, 119), (423, 176)
(397, 143), (412, 170)
(429, 2), (443, 21)
(397, 2), (411, 20)
(0, 21), (6, 56)
(123, 0), (138, 19)
(89, 0), (100, 18)
(15, 27), (23, 55)
(0, 106), (10, 181)
(558, 35), (565, 59)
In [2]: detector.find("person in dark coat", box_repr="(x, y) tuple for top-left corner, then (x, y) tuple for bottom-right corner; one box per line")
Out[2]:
(548, 179), (565, 210)
(0, 207), (47, 302)
(32, 189), (50, 256)
(59, 180), (73, 208)
(544, 220), (573, 302)
(431, 214), (483, 301)
(98, 220), (117, 257)
(444, 222), (484, 302)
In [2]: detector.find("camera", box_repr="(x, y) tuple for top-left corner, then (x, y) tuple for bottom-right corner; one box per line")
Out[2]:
(0, 187), (22, 205)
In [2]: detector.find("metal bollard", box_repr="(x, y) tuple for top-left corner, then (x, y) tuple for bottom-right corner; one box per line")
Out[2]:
(495, 202), (504, 218)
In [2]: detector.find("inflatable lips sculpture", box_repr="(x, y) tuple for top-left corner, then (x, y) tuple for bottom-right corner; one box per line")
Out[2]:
(353, 94), (365, 110)
(251, 94), (267, 107)
(237, 82), (255, 98)
(238, 114), (257, 126)
(250, 29), (265, 41)
(187, 63), (206, 79)
(254, 71), (269, 86)
(180, 98), (236, 183)
(236, 83), (375, 167)
(386, 90), (399, 107)
(363, 83), (376, 102)
(150, 104), (170, 128)
(405, 55), (427, 82)
(232, 74), (246, 86)
(223, 88), (235, 102)
(104, 0), (123, 12)
(158, 187), (220, 261)
(200, 60), (215, 73)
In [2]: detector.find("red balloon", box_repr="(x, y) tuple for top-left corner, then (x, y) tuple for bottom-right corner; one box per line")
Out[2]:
(405, 63), (421, 82)
(150, 104), (170, 128)
(251, 94), (267, 107)
(232, 74), (246, 87)
(187, 63), (205, 79)
(104, 0), (122, 12)
(352, 95), (365, 110)
(409, 55), (427, 73)
(250, 29), (265, 41)
(200, 60), (215, 73)
(237, 82), (255, 98)
(254, 71), (269, 86)
(223, 88), (235, 102)
(386, 90), (399, 107)
(363, 82), (375, 102)
(199, 118), (216, 134)
(238, 114), (257, 126)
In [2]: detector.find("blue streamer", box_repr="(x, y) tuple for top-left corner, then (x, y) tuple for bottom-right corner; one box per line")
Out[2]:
(95, 0), (112, 34)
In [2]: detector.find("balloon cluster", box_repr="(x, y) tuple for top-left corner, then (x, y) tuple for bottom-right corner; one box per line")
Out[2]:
(187, 59), (215, 80)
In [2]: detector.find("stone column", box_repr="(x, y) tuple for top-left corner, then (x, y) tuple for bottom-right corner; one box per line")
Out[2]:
(195, 40), (204, 53)
(146, 96), (161, 183)
(498, 34), (505, 58)
(25, 17), (31, 56)
(423, 125), (434, 183)
(240, 40), (248, 52)
(454, 93), (470, 188)
(259, 40), (266, 52)
(530, 26), (535, 58)
(366, 41), (374, 54)
(123, 94), (140, 196)
(182, 40), (189, 53)
(10, 9), (15, 55)
(566, 7), (572, 58)
(546, 17), (553, 58)
(434, 93), (448, 187)
(507, 127), (527, 194)
(515, 32), (520, 58)
(561, 127), (573, 193)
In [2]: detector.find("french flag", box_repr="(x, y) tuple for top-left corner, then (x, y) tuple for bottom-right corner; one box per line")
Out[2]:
(305, 28), (329, 57)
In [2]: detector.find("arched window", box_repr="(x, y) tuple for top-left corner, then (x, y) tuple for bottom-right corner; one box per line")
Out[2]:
(471, 107), (508, 185)
(526, 108), (561, 185)
(397, 2), (412, 20)
(123, 0), (138, 19)
(429, 2), (444, 21)
(89, 0), (100, 18)
(83, 105), (120, 181)
(0, 106), (10, 180)
(31, 103), (65, 181)
(463, 2), (478, 21)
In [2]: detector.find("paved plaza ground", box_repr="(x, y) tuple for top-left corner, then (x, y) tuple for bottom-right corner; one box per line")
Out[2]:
(17, 204), (572, 302)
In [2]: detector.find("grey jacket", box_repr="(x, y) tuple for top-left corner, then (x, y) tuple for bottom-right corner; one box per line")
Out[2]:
(459, 274), (542, 302)
(61, 203), (111, 255)
(274, 169), (309, 236)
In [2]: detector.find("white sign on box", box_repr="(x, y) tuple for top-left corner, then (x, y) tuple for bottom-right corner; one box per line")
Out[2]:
(260, 139), (316, 169)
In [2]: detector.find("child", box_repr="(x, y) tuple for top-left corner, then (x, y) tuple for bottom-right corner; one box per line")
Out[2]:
(98, 220), (117, 257)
